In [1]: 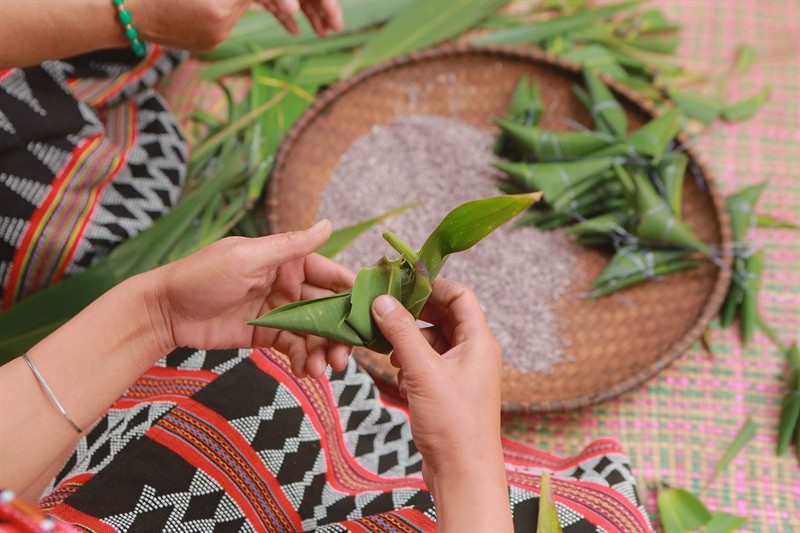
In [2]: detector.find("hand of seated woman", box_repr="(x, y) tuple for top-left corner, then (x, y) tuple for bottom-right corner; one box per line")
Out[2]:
(130, 0), (344, 51)
(145, 219), (355, 378)
(370, 279), (513, 532)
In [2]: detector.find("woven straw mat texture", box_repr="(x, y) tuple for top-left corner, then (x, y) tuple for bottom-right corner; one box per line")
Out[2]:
(158, 1), (799, 530)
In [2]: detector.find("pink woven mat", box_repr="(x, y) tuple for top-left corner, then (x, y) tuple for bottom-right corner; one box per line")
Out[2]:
(160, 1), (800, 530)
(502, 2), (800, 531)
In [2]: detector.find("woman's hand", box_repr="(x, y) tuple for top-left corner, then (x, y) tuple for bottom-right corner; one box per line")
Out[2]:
(149, 220), (355, 378)
(131, 0), (344, 51)
(370, 279), (513, 532)
(1, 0), (344, 69)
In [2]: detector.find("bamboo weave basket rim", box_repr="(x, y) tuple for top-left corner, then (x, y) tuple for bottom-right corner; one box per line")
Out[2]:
(267, 44), (733, 413)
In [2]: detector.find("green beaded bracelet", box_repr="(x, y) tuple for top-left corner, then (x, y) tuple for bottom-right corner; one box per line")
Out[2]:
(112, 0), (146, 58)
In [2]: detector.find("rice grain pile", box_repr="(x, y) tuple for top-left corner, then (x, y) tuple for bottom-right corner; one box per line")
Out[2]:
(317, 114), (580, 372)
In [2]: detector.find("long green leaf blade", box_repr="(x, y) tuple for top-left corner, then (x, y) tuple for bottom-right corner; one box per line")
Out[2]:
(318, 204), (415, 258)
(722, 86), (771, 122)
(342, 0), (508, 77)
(708, 417), (757, 484)
(777, 343), (800, 455)
(473, 1), (636, 45)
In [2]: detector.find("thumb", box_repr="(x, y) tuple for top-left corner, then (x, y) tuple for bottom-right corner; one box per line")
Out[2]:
(257, 219), (332, 267)
(372, 295), (437, 375)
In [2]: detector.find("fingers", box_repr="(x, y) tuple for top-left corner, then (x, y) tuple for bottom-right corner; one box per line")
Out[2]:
(371, 295), (438, 376)
(247, 220), (332, 275)
(300, 0), (326, 36)
(420, 278), (494, 348)
(304, 254), (355, 293)
(257, 0), (301, 34)
(317, 0), (344, 31)
(327, 342), (350, 372)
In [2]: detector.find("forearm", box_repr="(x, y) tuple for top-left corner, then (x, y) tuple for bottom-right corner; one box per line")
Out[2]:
(431, 450), (514, 532)
(0, 271), (172, 494)
(0, 0), (127, 68)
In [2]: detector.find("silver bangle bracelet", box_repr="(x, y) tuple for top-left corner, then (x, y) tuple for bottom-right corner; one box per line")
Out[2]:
(23, 353), (82, 434)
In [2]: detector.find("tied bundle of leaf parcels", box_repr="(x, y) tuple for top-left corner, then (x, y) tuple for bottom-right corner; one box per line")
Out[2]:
(493, 68), (711, 298)
(249, 194), (540, 351)
(472, 1), (770, 131)
(716, 182), (800, 461)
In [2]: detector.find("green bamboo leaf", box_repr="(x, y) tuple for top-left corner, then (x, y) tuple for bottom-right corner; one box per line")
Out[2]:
(657, 487), (712, 533)
(346, 260), (405, 344)
(318, 204), (415, 258)
(583, 68), (628, 136)
(590, 247), (690, 288)
(719, 275), (743, 328)
(419, 193), (541, 279)
(725, 182), (767, 242)
(494, 78), (544, 157)
(627, 108), (681, 161)
(668, 89), (725, 126)
(537, 471), (563, 533)
(550, 173), (613, 212)
(633, 171), (710, 254)
(733, 44), (757, 75)
(777, 384), (800, 455)
(658, 152), (688, 216)
(204, 32), (369, 80)
(702, 512), (748, 533)
(626, 35), (679, 54)
(295, 53), (353, 85)
(588, 258), (700, 298)
(494, 119), (612, 161)
(563, 44), (629, 81)
(566, 211), (628, 237)
(472, 1), (636, 45)
(708, 417), (757, 484)
(722, 86), (771, 122)
(248, 293), (364, 345)
(342, 0), (508, 77)
(740, 250), (764, 345)
(506, 77), (543, 125)
(777, 343), (800, 458)
(601, 38), (684, 76)
(638, 9), (680, 32)
(572, 84), (593, 113)
(493, 158), (616, 202)
(756, 214), (799, 230)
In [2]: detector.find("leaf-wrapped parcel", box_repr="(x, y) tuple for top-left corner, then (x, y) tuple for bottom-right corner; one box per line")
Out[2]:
(249, 194), (541, 352)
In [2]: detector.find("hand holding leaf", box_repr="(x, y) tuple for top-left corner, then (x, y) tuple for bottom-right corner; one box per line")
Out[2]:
(249, 194), (541, 351)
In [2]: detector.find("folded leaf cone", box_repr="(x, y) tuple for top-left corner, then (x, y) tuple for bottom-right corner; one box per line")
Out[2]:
(657, 151), (688, 216)
(494, 77), (543, 157)
(725, 181), (767, 242)
(493, 157), (616, 202)
(591, 246), (691, 289)
(633, 171), (710, 254)
(249, 194), (541, 351)
(494, 118), (612, 161)
(777, 342), (800, 455)
(583, 67), (628, 137)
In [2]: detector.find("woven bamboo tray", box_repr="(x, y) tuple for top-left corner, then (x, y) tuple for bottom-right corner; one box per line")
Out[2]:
(266, 46), (732, 413)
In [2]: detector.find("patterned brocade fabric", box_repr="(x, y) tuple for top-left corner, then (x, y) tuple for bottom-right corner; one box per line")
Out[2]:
(38, 349), (654, 532)
(0, 45), (188, 309)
